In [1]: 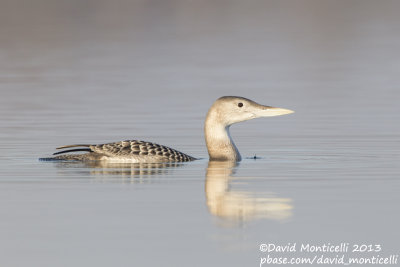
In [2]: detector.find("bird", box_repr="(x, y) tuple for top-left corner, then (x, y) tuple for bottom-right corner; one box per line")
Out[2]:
(40, 96), (294, 163)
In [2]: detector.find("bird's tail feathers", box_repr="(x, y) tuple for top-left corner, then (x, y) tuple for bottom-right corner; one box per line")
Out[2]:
(53, 148), (92, 155)
(56, 144), (91, 150)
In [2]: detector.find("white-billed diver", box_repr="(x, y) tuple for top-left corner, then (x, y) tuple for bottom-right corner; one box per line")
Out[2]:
(41, 96), (294, 163)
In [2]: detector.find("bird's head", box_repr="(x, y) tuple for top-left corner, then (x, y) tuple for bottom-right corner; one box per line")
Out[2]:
(207, 96), (294, 127)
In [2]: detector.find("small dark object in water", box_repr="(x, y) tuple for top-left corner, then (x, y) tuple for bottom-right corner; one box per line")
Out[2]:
(244, 154), (260, 160)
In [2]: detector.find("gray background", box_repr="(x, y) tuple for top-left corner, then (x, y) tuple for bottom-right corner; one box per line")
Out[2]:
(0, 0), (399, 266)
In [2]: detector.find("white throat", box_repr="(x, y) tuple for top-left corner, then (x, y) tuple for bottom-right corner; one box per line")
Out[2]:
(204, 111), (241, 161)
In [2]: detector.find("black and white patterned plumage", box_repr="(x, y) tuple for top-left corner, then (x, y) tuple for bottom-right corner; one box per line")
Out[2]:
(45, 140), (196, 163)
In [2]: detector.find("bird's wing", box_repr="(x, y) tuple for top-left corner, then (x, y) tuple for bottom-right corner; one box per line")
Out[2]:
(90, 140), (195, 162)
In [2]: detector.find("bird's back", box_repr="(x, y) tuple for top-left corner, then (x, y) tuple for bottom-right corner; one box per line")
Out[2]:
(41, 140), (196, 163)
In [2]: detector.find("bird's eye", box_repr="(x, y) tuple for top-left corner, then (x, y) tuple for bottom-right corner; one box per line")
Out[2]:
(238, 102), (243, 107)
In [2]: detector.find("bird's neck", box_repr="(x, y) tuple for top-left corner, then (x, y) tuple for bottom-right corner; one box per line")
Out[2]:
(204, 112), (241, 161)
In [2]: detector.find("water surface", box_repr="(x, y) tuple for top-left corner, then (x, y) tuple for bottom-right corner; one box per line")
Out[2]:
(1, 1), (399, 266)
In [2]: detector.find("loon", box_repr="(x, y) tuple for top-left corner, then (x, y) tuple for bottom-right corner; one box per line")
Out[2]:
(41, 96), (294, 163)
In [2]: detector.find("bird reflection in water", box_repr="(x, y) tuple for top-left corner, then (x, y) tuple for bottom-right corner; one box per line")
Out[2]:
(53, 161), (183, 182)
(206, 161), (293, 224)
(53, 160), (293, 223)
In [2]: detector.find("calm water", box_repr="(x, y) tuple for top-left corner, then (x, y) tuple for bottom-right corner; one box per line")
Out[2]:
(1, 1), (399, 266)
